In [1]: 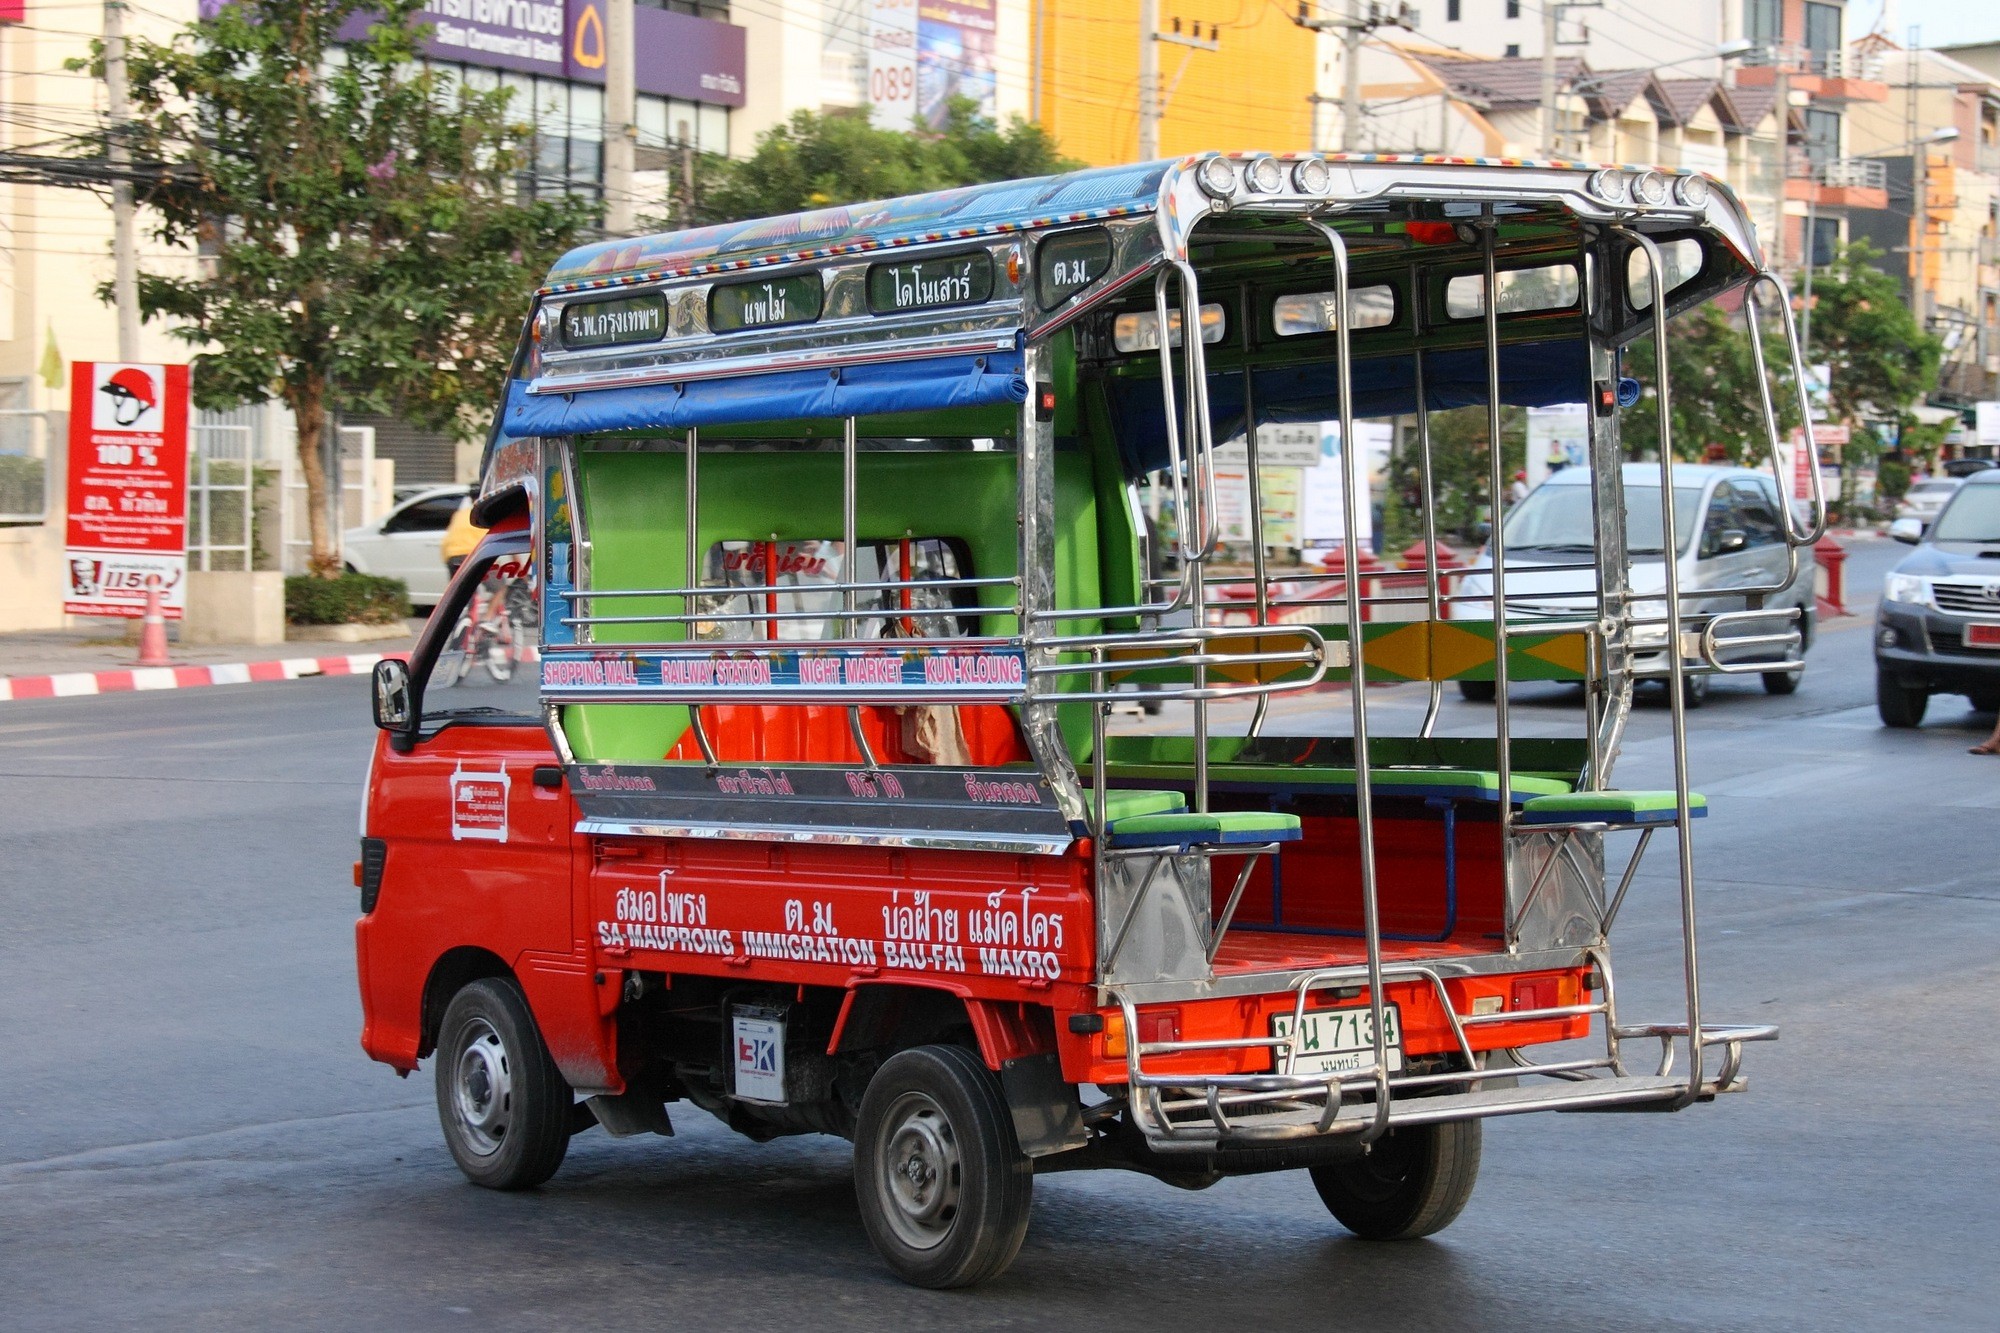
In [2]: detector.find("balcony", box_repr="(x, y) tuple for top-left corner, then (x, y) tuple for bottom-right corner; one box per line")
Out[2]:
(1782, 156), (1890, 210)
(1733, 48), (1889, 105)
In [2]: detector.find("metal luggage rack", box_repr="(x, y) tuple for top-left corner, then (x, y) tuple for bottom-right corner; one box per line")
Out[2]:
(1105, 952), (1778, 1152)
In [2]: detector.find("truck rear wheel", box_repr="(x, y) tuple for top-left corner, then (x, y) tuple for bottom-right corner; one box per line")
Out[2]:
(435, 978), (572, 1190)
(853, 1045), (1033, 1289)
(1309, 1119), (1481, 1241)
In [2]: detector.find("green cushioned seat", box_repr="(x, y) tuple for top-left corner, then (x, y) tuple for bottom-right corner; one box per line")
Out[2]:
(1106, 810), (1303, 848)
(1103, 762), (1572, 802)
(1519, 790), (1708, 826)
(1098, 789), (1188, 822)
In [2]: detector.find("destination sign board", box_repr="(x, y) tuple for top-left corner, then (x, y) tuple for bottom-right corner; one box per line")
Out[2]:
(561, 293), (667, 348)
(541, 644), (1028, 701)
(709, 274), (825, 333)
(1036, 227), (1112, 308)
(866, 252), (995, 314)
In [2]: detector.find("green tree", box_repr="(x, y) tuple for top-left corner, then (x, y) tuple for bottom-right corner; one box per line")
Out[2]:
(1622, 300), (1801, 464)
(1383, 405), (1525, 546)
(102, 0), (590, 575)
(682, 102), (1078, 227)
(1799, 239), (1942, 426)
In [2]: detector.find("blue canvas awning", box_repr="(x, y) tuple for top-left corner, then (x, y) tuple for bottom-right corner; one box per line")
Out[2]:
(1109, 339), (1594, 477)
(504, 349), (1028, 437)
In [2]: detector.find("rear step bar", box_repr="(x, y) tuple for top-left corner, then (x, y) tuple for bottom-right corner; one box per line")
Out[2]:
(1111, 963), (1777, 1151)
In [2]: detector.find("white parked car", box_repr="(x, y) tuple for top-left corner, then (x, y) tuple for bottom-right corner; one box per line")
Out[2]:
(342, 485), (468, 608)
(1895, 477), (1961, 532)
(1452, 464), (1817, 705)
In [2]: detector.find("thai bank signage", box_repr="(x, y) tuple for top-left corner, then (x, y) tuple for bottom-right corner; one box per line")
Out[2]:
(201, 2), (745, 107)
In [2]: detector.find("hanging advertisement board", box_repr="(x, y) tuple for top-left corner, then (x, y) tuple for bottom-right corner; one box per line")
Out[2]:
(1526, 403), (1590, 489)
(63, 362), (191, 618)
(867, 0), (920, 129)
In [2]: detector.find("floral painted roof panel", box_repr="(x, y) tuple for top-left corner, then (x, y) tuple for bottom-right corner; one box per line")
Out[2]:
(541, 159), (1176, 294)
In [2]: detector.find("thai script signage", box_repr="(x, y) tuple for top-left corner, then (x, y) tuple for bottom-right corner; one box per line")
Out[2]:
(274, 1), (749, 108)
(63, 362), (191, 619)
(866, 0), (918, 130)
(1036, 227), (1111, 308)
(561, 292), (667, 348)
(542, 645), (1029, 700)
(866, 253), (994, 314)
(709, 274), (825, 333)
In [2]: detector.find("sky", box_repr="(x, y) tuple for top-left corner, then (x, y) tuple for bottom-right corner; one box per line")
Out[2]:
(1868, 1), (1998, 50)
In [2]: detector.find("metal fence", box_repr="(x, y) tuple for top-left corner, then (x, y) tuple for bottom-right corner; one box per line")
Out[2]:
(188, 422), (261, 571)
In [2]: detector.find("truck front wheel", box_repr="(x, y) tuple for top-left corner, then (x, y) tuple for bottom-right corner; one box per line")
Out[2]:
(853, 1045), (1033, 1288)
(434, 978), (572, 1190)
(1309, 1119), (1481, 1240)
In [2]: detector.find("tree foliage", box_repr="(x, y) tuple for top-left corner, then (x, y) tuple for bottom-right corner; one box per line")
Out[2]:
(680, 102), (1078, 227)
(1797, 238), (1942, 424)
(102, 0), (591, 574)
(1382, 406), (1526, 546)
(1621, 300), (1804, 464)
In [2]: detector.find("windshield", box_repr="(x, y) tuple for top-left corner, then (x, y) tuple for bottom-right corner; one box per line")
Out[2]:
(1503, 482), (1705, 557)
(1930, 485), (2000, 543)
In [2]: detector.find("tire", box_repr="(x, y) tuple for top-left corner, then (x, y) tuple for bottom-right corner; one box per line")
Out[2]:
(1676, 673), (1709, 709)
(434, 978), (572, 1190)
(1970, 691), (2000, 715)
(1457, 680), (1497, 703)
(1309, 1119), (1482, 1241)
(1762, 665), (1802, 695)
(853, 1045), (1033, 1289)
(1876, 669), (1929, 729)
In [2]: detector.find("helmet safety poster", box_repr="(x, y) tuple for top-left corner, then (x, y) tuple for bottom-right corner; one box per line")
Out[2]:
(64, 362), (191, 619)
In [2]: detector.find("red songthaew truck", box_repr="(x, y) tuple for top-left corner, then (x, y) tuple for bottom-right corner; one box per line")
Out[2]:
(358, 154), (1817, 1286)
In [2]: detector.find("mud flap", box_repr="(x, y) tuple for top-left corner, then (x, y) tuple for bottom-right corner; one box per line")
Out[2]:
(999, 1053), (1086, 1158)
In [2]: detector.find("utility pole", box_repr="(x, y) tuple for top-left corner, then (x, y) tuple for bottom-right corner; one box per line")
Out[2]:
(1293, 2), (1415, 154)
(103, 0), (139, 361)
(1342, 0), (1364, 152)
(1139, 9), (1219, 160)
(603, 0), (636, 235)
(1539, 1), (1559, 154)
(1139, 0), (1159, 160)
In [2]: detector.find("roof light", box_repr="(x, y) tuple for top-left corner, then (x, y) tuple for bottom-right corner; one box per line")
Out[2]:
(1631, 171), (1669, 206)
(1587, 168), (1626, 204)
(1293, 156), (1332, 194)
(1196, 155), (1238, 199)
(1672, 174), (1711, 208)
(1245, 155), (1285, 193)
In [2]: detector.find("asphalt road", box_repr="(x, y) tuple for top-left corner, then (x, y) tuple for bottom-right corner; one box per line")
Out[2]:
(4, 538), (1996, 1331)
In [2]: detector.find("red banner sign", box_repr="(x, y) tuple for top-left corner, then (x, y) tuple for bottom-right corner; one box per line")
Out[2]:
(64, 362), (191, 619)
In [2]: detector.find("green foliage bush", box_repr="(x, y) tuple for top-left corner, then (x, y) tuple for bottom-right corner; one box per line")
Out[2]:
(285, 572), (409, 625)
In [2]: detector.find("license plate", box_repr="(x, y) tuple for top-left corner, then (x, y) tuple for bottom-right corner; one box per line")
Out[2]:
(1271, 1004), (1404, 1075)
(1966, 624), (2000, 648)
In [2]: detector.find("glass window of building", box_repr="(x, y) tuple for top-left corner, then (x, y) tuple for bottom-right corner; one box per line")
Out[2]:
(1803, 2), (1841, 54)
(1745, 0), (1781, 47)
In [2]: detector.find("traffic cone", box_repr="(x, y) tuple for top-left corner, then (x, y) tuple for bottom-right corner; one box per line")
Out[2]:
(136, 580), (171, 667)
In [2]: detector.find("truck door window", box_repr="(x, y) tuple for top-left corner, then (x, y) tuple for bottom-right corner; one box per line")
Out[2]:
(694, 538), (979, 641)
(422, 551), (544, 721)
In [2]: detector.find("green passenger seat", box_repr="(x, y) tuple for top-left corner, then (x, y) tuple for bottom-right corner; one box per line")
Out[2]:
(1105, 809), (1304, 849)
(1518, 790), (1709, 826)
(1098, 789), (1187, 822)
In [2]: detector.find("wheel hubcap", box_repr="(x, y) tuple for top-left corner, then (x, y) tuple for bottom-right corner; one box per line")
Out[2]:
(452, 1018), (513, 1157)
(876, 1091), (962, 1250)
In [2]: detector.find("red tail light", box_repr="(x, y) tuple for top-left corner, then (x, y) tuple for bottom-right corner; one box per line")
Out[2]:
(1511, 976), (1562, 1012)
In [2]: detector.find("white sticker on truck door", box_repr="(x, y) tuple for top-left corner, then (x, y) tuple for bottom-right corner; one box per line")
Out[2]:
(450, 761), (510, 842)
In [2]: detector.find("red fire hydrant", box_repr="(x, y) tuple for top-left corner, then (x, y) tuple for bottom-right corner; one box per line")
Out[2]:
(1814, 535), (1847, 618)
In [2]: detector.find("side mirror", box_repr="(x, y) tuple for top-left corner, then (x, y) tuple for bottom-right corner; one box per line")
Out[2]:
(372, 658), (414, 732)
(1717, 528), (1748, 555)
(1889, 517), (1923, 545)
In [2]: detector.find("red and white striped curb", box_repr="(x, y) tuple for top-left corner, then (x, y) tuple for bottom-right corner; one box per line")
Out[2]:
(0, 652), (393, 703)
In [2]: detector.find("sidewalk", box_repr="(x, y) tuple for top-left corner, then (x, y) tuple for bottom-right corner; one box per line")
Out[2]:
(0, 622), (421, 702)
